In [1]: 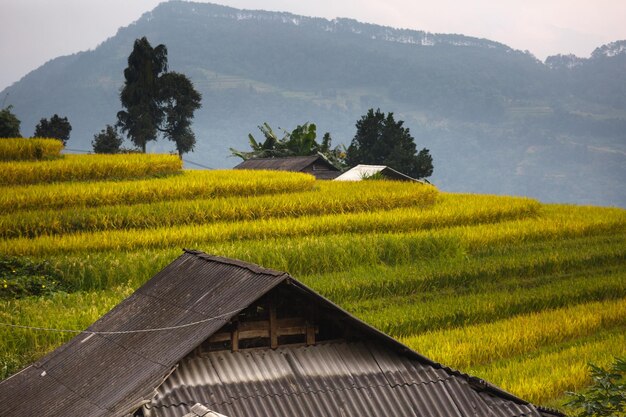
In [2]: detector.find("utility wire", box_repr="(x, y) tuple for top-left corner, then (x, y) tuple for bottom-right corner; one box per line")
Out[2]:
(60, 150), (213, 171)
(0, 308), (242, 334)
(63, 148), (92, 153)
(182, 158), (214, 170)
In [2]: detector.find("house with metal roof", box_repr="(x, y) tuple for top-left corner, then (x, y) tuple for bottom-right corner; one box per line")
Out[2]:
(0, 250), (564, 417)
(334, 164), (424, 182)
(233, 155), (341, 180)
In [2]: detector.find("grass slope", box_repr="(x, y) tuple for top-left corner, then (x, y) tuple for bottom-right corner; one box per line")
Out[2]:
(0, 153), (624, 412)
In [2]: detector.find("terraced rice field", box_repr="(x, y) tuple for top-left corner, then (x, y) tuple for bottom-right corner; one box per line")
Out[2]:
(0, 151), (624, 411)
(0, 138), (63, 161)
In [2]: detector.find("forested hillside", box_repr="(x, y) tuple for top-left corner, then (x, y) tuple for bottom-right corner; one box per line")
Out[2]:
(2, 1), (625, 206)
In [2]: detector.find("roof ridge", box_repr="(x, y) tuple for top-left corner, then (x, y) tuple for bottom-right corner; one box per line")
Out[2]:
(183, 249), (289, 278)
(246, 155), (319, 160)
(536, 406), (568, 417)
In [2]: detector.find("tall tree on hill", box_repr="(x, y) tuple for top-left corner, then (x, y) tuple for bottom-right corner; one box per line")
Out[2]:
(117, 37), (168, 153)
(158, 72), (202, 157)
(0, 105), (21, 138)
(33, 114), (72, 145)
(346, 108), (433, 179)
(117, 37), (201, 156)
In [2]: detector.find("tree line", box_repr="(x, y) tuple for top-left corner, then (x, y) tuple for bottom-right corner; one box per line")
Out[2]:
(231, 108), (434, 180)
(2, 36), (432, 179)
(0, 106), (72, 144)
(0, 37), (202, 158)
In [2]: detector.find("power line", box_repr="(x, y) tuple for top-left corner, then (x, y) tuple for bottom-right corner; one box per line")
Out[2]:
(0, 307), (242, 335)
(60, 151), (214, 171)
(63, 148), (92, 153)
(182, 158), (214, 170)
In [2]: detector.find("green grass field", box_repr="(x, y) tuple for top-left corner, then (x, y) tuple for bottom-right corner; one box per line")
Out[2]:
(0, 151), (624, 411)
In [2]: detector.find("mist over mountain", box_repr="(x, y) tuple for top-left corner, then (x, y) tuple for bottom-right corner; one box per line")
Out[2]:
(3, 1), (625, 206)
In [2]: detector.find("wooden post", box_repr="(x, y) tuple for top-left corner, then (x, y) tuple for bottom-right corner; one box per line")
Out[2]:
(231, 326), (239, 352)
(269, 301), (278, 349)
(306, 325), (315, 346)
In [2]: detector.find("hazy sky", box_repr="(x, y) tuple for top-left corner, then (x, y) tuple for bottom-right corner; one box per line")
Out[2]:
(1, 0), (625, 91)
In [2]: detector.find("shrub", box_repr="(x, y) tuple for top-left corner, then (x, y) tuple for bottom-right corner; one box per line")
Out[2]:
(566, 357), (626, 417)
(0, 256), (68, 299)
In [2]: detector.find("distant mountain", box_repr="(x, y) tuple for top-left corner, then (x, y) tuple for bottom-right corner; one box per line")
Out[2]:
(3, 1), (625, 207)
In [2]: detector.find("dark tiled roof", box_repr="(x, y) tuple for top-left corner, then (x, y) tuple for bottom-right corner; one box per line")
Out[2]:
(0, 250), (565, 417)
(233, 155), (339, 172)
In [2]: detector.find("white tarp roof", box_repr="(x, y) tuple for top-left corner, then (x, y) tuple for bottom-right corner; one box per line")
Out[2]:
(334, 164), (421, 182)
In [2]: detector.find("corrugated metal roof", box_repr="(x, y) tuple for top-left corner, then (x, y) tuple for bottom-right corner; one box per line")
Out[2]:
(0, 250), (564, 417)
(147, 341), (546, 417)
(182, 403), (228, 417)
(233, 155), (338, 173)
(334, 164), (422, 182)
(0, 251), (288, 417)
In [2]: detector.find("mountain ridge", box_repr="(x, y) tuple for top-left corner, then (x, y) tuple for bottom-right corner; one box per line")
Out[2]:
(147, 1), (515, 51)
(2, 0), (625, 207)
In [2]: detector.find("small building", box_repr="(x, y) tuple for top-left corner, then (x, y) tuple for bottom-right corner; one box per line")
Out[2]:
(0, 250), (563, 417)
(335, 164), (424, 182)
(233, 155), (341, 180)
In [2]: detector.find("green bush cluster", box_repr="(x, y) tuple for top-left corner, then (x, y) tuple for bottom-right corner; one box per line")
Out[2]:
(0, 256), (68, 299)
